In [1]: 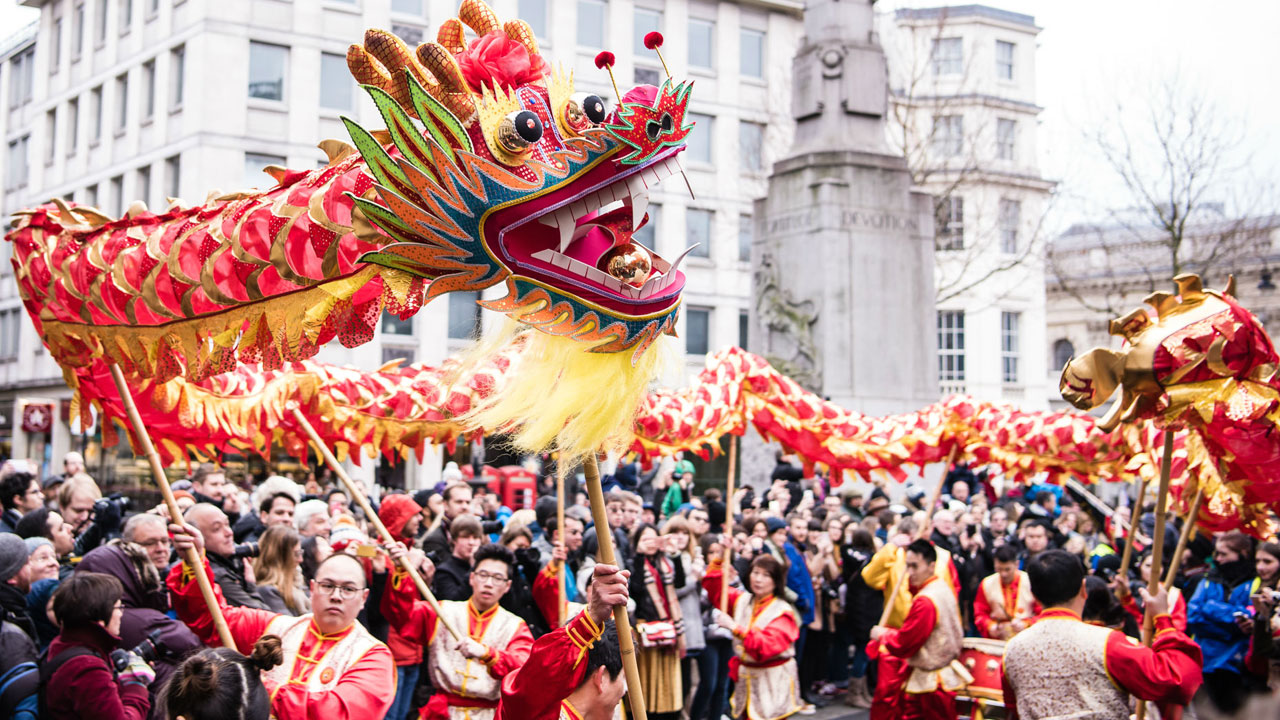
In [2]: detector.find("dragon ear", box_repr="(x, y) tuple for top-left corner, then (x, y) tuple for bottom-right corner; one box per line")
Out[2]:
(437, 18), (466, 55)
(459, 0), (502, 36)
(417, 42), (476, 119)
(503, 19), (539, 56)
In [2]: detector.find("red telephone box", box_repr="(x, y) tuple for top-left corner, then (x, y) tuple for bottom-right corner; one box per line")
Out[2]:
(497, 465), (537, 510)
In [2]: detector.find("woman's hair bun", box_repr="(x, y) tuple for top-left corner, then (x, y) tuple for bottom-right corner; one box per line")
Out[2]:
(250, 635), (284, 671)
(175, 654), (219, 698)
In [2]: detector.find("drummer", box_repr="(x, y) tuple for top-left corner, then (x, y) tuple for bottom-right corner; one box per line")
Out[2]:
(974, 545), (1039, 639)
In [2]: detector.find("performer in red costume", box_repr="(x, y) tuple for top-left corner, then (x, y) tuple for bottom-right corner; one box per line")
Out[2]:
(497, 561), (631, 720)
(533, 542), (586, 627)
(1003, 550), (1203, 719)
(860, 520), (961, 720)
(973, 545), (1040, 639)
(385, 541), (534, 720)
(868, 540), (970, 720)
(1114, 552), (1188, 632)
(702, 553), (804, 720)
(166, 520), (395, 720)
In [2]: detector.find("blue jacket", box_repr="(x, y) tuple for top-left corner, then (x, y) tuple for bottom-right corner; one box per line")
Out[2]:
(784, 540), (815, 625)
(1186, 568), (1260, 674)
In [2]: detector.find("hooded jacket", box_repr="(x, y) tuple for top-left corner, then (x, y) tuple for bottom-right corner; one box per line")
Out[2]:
(378, 494), (422, 543)
(1187, 558), (1259, 675)
(77, 543), (203, 719)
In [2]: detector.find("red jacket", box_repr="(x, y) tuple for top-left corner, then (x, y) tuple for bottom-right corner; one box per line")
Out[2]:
(45, 622), (149, 720)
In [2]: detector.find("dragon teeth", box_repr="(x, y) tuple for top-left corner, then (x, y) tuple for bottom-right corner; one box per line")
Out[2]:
(627, 175), (649, 230)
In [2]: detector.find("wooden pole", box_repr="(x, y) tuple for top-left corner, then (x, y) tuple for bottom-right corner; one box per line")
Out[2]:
(583, 453), (647, 720)
(877, 445), (957, 627)
(1117, 475), (1148, 580)
(1163, 483), (1203, 590)
(1135, 429), (1176, 720)
(108, 364), (236, 650)
(556, 460), (567, 628)
(719, 434), (738, 616)
(290, 407), (462, 641)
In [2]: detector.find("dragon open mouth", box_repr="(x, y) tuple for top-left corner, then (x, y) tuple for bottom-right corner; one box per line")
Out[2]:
(489, 147), (689, 308)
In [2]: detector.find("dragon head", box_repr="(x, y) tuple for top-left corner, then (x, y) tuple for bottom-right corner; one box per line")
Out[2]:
(345, 0), (694, 358)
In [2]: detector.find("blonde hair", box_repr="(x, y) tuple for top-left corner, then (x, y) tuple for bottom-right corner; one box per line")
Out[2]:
(254, 526), (305, 614)
(58, 474), (101, 508)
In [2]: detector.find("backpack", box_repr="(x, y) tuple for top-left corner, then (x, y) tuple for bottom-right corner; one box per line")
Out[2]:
(35, 646), (102, 719)
(0, 660), (38, 720)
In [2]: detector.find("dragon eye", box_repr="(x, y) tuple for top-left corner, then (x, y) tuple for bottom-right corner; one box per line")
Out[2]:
(499, 110), (544, 155)
(564, 93), (608, 133)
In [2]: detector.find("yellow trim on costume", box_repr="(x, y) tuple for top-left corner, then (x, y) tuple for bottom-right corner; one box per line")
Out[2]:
(562, 699), (584, 720)
(565, 611), (604, 667)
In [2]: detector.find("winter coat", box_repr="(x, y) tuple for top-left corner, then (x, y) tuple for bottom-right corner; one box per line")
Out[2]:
(673, 551), (705, 651)
(77, 544), (203, 719)
(378, 494), (422, 543)
(839, 546), (882, 643)
(207, 551), (270, 610)
(1187, 560), (1260, 675)
(44, 622), (149, 720)
(784, 540), (815, 625)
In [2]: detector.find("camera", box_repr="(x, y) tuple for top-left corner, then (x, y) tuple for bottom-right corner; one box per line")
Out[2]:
(110, 628), (171, 673)
(232, 541), (260, 559)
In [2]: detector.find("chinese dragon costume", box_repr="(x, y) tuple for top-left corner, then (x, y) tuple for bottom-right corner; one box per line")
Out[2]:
(5, 0), (694, 462)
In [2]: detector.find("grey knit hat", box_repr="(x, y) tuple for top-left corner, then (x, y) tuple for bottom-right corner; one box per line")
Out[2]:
(23, 537), (51, 556)
(0, 534), (30, 582)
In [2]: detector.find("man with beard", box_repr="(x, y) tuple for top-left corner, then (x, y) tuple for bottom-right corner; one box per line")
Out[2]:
(385, 542), (534, 720)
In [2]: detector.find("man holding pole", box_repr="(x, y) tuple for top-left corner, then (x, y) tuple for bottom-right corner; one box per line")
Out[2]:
(166, 520), (395, 719)
(1002, 550), (1202, 720)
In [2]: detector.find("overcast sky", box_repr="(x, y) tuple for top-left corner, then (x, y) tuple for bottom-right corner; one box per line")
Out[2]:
(4, 0), (1278, 233)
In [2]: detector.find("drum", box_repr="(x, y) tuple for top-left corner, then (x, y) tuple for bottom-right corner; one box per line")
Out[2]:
(958, 637), (1005, 702)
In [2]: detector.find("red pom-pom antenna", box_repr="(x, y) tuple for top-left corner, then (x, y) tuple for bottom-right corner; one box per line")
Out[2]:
(594, 51), (622, 103)
(641, 32), (671, 79)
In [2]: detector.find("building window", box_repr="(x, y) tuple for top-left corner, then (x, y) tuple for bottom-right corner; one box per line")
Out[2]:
(999, 198), (1021, 255)
(738, 311), (748, 349)
(688, 19), (714, 69)
(137, 165), (151, 206)
(391, 0), (423, 15)
(248, 41), (288, 101)
(381, 346), (416, 365)
(142, 59), (156, 120)
(448, 291), (482, 339)
(119, 0), (132, 33)
(931, 37), (962, 75)
(5, 136), (29, 190)
(96, 0), (108, 45)
(0, 309), (20, 360)
(687, 112), (714, 164)
(931, 115), (962, 157)
(738, 214), (752, 262)
(937, 310), (965, 384)
(114, 72), (129, 132)
(633, 8), (661, 56)
(44, 111), (57, 165)
(576, 0), (605, 49)
(996, 118), (1016, 161)
(936, 195), (963, 251)
(996, 40), (1015, 81)
(67, 98), (79, 154)
(72, 3), (84, 59)
(109, 174), (124, 216)
(686, 208), (712, 258)
(740, 28), (764, 79)
(633, 203), (660, 247)
(518, 0), (547, 39)
(381, 310), (414, 335)
(90, 85), (103, 141)
(165, 153), (180, 198)
(51, 17), (62, 71)
(86, 183), (98, 206)
(320, 52), (354, 111)
(1001, 311), (1020, 384)
(170, 45), (185, 109)
(148, 0), (158, 16)
(7, 48), (35, 109)
(244, 152), (286, 188)
(634, 67), (661, 86)
(739, 121), (765, 172)
(1052, 339), (1074, 370)
(686, 307), (710, 355)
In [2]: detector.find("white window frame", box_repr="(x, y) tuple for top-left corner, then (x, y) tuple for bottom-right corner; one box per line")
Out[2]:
(996, 40), (1015, 81)
(931, 37), (962, 76)
(1001, 311), (1020, 384)
(937, 310), (965, 385)
(996, 118), (1016, 161)
(999, 198), (1021, 255)
(932, 114), (963, 158)
(936, 195), (964, 251)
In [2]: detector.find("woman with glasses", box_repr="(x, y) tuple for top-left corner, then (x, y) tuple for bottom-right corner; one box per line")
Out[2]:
(384, 541), (534, 720)
(166, 520), (395, 720)
(43, 571), (156, 719)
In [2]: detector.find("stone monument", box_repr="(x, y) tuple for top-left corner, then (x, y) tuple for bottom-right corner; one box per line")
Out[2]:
(747, 0), (937, 483)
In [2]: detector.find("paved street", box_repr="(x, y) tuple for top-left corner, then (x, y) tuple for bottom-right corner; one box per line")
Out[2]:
(811, 704), (869, 720)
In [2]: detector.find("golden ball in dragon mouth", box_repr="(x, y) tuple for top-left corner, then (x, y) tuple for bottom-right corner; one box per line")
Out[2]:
(599, 243), (652, 287)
